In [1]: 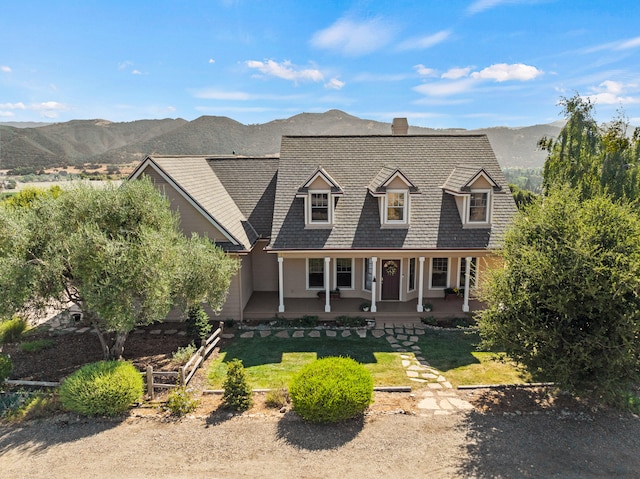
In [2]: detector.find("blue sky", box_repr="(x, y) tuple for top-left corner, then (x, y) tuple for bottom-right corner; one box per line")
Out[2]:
(1, 0), (639, 129)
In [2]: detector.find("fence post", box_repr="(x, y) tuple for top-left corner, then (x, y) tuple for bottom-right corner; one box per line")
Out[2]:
(219, 321), (224, 333)
(179, 366), (186, 386)
(146, 365), (154, 400)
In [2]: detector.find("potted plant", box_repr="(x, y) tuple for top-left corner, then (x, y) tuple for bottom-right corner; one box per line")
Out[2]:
(422, 302), (433, 312)
(359, 301), (371, 312)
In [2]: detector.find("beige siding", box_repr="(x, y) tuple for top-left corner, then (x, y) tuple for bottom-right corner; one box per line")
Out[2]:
(218, 258), (242, 320)
(252, 242), (279, 291)
(308, 176), (331, 189)
(240, 254), (253, 310)
(141, 167), (228, 242)
(470, 175), (493, 189)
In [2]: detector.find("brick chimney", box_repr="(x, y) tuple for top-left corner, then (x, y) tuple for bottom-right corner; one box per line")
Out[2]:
(392, 117), (408, 135)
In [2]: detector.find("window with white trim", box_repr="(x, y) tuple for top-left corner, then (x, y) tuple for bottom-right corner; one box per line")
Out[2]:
(310, 192), (329, 223)
(431, 258), (448, 288)
(363, 258), (373, 291)
(385, 190), (407, 223)
(459, 257), (478, 288)
(335, 258), (353, 289)
(307, 258), (325, 289)
(468, 192), (489, 223)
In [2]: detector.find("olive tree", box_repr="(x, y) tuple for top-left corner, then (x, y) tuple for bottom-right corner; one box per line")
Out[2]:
(477, 188), (640, 403)
(0, 179), (238, 359)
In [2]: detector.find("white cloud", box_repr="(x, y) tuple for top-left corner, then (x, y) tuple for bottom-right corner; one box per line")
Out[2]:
(118, 61), (133, 70)
(324, 78), (345, 90)
(442, 67), (472, 80)
(311, 17), (394, 56)
(30, 101), (71, 118)
(0, 111), (14, 117)
(616, 36), (640, 50)
(583, 80), (640, 105)
(467, 0), (544, 15)
(209, 58), (216, 64)
(414, 65), (438, 77)
(353, 72), (411, 82)
(1, 65), (11, 73)
(397, 30), (451, 51)
(193, 89), (252, 100)
(245, 59), (324, 83)
(132, 70), (142, 75)
(414, 78), (477, 96)
(0, 102), (26, 110)
(471, 63), (543, 81)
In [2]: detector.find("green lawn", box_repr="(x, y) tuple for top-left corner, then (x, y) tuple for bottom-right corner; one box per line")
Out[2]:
(207, 328), (530, 390)
(417, 328), (532, 387)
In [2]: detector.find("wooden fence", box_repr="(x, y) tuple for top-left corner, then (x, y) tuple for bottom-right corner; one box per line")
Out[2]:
(145, 321), (224, 399)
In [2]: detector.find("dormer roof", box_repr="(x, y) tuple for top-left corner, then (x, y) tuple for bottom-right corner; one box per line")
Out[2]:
(295, 166), (344, 197)
(367, 166), (420, 196)
(441, 166), (502, 194)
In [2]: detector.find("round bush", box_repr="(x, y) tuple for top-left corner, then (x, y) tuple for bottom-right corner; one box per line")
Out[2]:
(59, 361), (143, 416)
(289, 357), (373, 423)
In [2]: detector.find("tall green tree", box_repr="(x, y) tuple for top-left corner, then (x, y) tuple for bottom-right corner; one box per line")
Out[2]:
(540, 95), (640, 202)
(477, 188), (640, 403)
(0, 179), (238, 359)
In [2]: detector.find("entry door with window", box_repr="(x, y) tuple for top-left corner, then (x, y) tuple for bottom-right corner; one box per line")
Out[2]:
(381, 259), (401, 300)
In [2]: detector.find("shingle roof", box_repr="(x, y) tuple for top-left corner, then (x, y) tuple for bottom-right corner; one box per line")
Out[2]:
(442, 166), (500, 193)
(138, 155), (277, 251)
(269, 135), (517, 251)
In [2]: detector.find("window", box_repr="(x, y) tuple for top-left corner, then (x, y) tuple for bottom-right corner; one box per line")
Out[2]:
(310, 192), (329, 222)
(335, 258), (353, 289)
(431, 258), (448, 288)
(307, 258), (325, 289)
(469, 192), (488, 222)
(363, 258), (373, 291)
(408, 258), (416, 291)
(386, 191), (406, 222)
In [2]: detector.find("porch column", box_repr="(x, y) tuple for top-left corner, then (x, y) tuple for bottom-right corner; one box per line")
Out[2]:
(462, 256), (471, 313)
(324, 257), (331, 313)
(417, 256), (425, 312)
(370, 256), (378, 313)
(277, 256), (285, 313)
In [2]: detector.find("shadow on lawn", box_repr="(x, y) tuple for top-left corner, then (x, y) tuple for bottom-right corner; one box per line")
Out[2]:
(219, 334), (397, 367)
(276, 412), (365, 451)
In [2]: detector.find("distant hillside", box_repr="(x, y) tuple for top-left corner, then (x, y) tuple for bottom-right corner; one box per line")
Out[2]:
(0, 110), (559, 170)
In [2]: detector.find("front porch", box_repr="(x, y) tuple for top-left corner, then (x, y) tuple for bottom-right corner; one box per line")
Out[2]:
(242, 291), (483, 323)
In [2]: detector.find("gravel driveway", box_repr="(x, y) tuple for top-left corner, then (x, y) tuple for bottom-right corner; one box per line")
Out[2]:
(1, 405), (638, 478)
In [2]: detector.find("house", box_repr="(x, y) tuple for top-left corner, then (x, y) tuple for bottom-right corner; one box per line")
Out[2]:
(128, 119), (517, 322)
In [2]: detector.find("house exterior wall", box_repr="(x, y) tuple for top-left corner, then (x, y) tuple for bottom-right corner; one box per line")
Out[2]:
(251, 240), (279, 291)
(275, 252), (493, 302)
(217, 254), (243, 320)
(142, 166), (228, 242)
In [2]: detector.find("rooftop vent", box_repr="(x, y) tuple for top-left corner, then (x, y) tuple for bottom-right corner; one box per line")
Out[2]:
(392, 117), (408, 135)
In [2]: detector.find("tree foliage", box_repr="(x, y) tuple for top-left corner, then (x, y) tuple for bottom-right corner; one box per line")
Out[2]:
(0, 179), (238, 359)
(477, 189), (640, 402)
(540, 95), (640, 202)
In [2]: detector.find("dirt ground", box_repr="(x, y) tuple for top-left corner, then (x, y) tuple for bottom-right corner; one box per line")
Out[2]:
(1, 391), (639, 479)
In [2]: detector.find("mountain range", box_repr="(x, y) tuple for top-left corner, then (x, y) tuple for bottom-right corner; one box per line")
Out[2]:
(0, 110), (561, 171)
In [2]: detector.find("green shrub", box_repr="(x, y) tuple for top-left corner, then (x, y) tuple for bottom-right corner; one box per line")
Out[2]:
(222, 359), (253, 411)
(165, 386), (199, 417)
(0, 316), (28, 344)
(264, 387), (289, 409)
(0, 354), (13, 385)
(335, 315), (367, 328)
(59, 361), (143, 416)
(289, 356), (373, 423)
(186, 305), (212, 341)
(19, 339), (54, 353)
(172, 342), (197, 365)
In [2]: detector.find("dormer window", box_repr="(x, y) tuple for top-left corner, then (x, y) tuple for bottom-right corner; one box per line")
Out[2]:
(468, 191), (489, 222)
(296, 167), (343, 228)
(368, 167), (419, 227)
(310, 192), (330, 223)
(386, 191), (406, 223)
